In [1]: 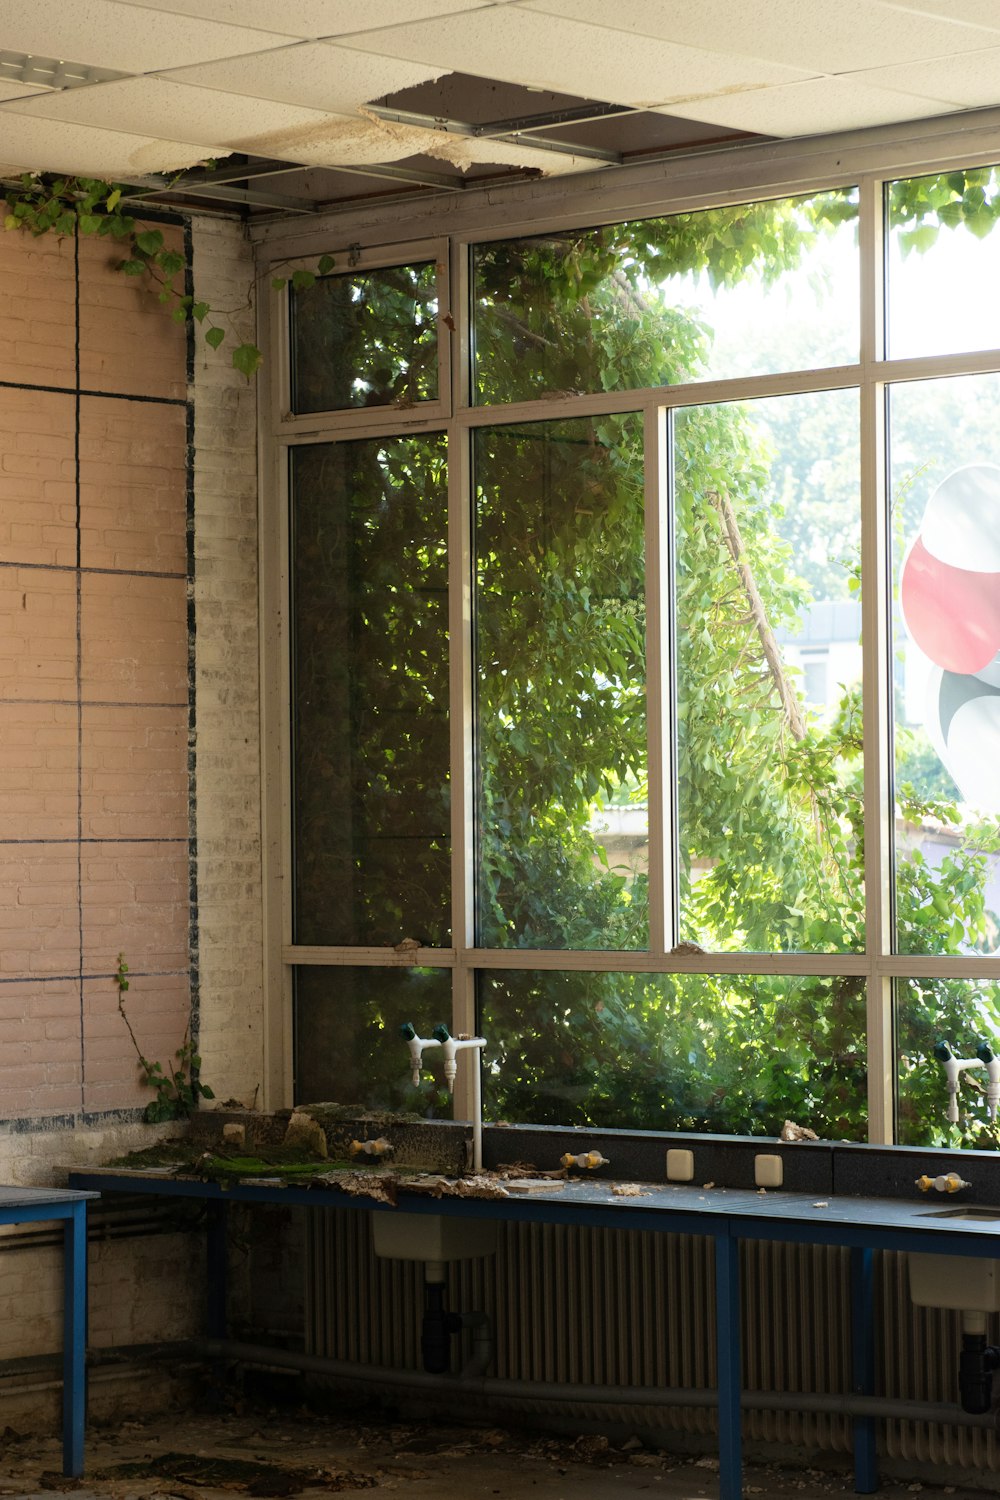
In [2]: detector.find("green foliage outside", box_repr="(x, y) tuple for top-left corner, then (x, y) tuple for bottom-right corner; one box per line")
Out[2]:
(286, 174), (1000, 1147)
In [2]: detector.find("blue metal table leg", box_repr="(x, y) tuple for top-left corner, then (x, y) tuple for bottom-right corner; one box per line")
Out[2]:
(206, 1199), (228, 1340)
(62, 1202), (88, 1478)
(715, 1232), (743, 1500)
(851, 1245), (878, 1494)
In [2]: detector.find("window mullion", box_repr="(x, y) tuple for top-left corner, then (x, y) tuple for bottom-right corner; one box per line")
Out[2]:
(449, 240), (478, 1111)
(645, 404), (672, 955)
(859, 173), (893, 1143)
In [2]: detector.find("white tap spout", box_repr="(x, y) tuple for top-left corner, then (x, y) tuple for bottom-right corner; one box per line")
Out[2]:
(407, 1025), (487, 1172)
(983, 1058), (1000, 1121)
(935, 1044), (984, 1125)
(401, 1026), (441, 1086)
(976, 1043), (1000, 1122)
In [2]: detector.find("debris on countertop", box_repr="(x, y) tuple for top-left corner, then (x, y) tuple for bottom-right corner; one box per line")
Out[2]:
(781, 1119), (820, 1142)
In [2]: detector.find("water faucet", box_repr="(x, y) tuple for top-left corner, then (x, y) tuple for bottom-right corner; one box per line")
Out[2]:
(400, 1021), (487, 1172)
(400, 1022), (440, 1086)
(934, 1040), (990, 1125)
(975, 1040), (1000, 1121)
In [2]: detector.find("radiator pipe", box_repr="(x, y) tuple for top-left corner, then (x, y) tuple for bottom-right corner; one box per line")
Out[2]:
(194, 1338), (998, 1429)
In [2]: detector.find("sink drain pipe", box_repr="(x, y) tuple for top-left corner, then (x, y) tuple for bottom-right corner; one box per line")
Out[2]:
(959, 1312), (1000, 1415)
(195, 1338), (996, 1429)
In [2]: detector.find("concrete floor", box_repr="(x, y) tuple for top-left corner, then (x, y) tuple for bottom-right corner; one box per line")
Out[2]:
(0, 1408), (993, 1500)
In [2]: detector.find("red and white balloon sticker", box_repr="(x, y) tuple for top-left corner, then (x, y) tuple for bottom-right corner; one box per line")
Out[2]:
(900, 464), (1000, 812)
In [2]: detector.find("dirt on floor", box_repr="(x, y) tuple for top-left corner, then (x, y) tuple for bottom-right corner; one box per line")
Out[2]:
(0, 1407), (994, 1500)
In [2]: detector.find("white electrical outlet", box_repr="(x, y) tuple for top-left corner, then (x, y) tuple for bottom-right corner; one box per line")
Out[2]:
(666, 1148), (695, 1182)
(754, 1153), (783, 1188)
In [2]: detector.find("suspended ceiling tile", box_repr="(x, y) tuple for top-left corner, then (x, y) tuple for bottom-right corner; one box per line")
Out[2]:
(0, 112), (216, 178)
(659, 75), (958, 137)
(337, 7), (811, 108)
(522, 0), (1000, 72)
(856, 48), (1000, 109)
(880, 0), (1000, 30)
(165, 41), (445, 113)
(5, 76), (345, 157)
(0, 0), (297, 75)
(110, 0), (503, 38)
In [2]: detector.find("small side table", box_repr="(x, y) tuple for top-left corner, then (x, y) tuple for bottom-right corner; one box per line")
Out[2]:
(0, 1186), (98, 1476)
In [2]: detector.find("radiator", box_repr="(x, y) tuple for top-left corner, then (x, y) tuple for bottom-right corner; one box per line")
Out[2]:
(304, 1213), (999, 1470)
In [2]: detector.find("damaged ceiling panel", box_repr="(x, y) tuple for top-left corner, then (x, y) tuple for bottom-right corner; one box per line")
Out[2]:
(2, 0), (1000, 219)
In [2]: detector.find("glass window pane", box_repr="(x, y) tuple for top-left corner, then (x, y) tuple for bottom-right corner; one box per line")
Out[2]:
(290, 262), (439, 414)
(473, 188), (858, 405)
(291, 436), (450, 947)
(294, 965), (452, 1109)
(475, 415), (648, 950)
(895, 978), (1000, 1149)
(891, 375), (1000, 956)
(888, 166), (1000, 361)
(481, 970), (866, 1137)
(674, 391), (863, 954)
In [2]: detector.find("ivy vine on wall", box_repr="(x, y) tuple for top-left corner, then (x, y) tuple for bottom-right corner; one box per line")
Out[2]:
(0, 171), (322, 380)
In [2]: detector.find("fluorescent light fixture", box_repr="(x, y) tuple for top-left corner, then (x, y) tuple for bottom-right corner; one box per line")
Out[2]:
(0, 51), (130, 91)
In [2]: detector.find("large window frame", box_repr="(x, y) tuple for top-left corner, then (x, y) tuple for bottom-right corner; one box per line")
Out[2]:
(255, 117), (1000, 1143)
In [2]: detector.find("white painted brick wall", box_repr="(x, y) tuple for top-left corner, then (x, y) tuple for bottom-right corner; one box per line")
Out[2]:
(190, 215), (265, 1107)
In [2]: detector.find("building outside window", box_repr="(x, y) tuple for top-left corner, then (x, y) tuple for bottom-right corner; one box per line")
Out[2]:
(264, 155), (1000, 1154)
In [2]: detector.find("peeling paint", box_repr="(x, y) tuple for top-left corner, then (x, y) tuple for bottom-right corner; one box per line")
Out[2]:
(205, 104), (596, 178)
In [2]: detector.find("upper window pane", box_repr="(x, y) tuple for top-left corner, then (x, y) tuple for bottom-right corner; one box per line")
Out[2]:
(290, 435), (450, 947)
(290, 262), (439, 414)
(888, 166), (1000, 360)
(674, 389), (863, 954)
(473, 188), (858, 405)
(475, 414), (647, 950)
(891, 374), (1000, 957)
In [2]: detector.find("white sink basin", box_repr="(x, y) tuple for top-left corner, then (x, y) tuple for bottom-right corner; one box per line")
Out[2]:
(919, 1207), (1000, 1221)
(370, 1211), (497, 1263)
(910, 1248), (1000, 1311)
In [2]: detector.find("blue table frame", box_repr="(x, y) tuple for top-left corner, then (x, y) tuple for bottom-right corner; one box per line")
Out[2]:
(67, 1171), (1000, 1500)
(0, 1186), (97, 1477)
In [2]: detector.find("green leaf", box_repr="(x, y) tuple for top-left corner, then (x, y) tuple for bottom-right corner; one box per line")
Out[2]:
(204, 326), (226, 350)
(271, 276), (288, 291)
(192, 301), (210, 322)
(291, 268), (316, 291)
(157, 249), (186, 276)
(105, 188), (122, 212)
(135, 229), (165, 255)
(317, 254), (335, 274)
(232, 342), (264, 379)
(119, 258), (147, 276)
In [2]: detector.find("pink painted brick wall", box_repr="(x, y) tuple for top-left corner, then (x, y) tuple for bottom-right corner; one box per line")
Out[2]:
(0, 216), (193, 1124)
